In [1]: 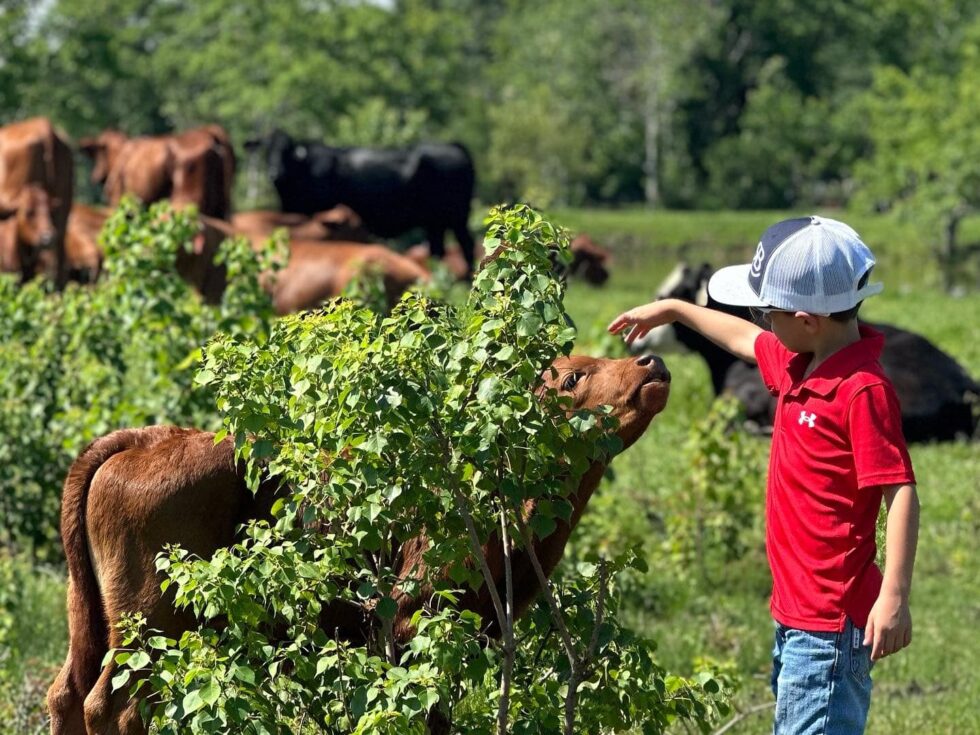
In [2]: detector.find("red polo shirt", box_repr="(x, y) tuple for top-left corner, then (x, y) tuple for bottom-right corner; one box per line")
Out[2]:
(755, 326), (915, 632)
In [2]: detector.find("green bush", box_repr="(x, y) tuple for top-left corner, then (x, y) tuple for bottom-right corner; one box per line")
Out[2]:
(0, 198), (278, 560)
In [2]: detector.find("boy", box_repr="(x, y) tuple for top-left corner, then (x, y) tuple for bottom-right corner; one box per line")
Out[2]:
(608, 216), (919, 734)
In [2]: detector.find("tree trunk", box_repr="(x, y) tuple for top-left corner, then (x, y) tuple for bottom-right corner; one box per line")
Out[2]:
(643, 87), (660, 207)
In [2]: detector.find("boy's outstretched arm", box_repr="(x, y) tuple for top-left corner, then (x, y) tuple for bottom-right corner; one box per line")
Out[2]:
(608, 298), (762, 363)
(864, 483), (920, 661)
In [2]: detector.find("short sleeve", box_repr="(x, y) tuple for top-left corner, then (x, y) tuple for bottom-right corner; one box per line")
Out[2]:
(753, 331), (791, 396)
(848, 383), (916, 490)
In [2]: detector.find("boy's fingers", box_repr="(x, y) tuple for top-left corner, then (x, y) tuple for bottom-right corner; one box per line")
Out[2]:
(607, 315), (632, 334)
(863, 619), (874, 648)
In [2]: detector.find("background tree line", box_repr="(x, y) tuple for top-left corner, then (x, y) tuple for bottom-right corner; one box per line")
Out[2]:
(2, 0), (980, 276)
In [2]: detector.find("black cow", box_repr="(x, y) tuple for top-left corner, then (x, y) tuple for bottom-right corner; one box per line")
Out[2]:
(244, 130), (477, 274)
(633, 263), (978, 442)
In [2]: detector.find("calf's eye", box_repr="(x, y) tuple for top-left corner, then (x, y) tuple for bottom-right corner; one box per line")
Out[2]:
(562, 373), (582, 391)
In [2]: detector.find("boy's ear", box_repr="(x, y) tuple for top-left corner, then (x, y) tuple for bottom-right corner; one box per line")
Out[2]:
(794, 311), (822, 332)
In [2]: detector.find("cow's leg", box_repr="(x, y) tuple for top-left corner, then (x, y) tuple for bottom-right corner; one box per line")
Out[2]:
(47, 648), (87, 735)
(426, 227), (447, 260)
(83, 662), (146, 735)
(452, 220), (476, 276)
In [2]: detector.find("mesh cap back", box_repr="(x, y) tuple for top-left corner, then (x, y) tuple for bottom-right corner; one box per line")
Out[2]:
(708, 215), (883, 314)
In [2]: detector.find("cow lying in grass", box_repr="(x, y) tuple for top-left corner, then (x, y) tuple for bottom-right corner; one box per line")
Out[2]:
(46, 352), (669, 734)
(192, 216), (430, 314)
(231, 205), (373, 244)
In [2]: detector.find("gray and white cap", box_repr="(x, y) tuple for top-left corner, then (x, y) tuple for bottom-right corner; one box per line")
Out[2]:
(707, 215), (883, 314)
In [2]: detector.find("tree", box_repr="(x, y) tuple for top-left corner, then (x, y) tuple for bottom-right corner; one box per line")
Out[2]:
(855, 18), (980, 289)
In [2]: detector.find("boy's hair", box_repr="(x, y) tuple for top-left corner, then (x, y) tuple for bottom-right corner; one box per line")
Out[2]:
(828, 269), (871, 322)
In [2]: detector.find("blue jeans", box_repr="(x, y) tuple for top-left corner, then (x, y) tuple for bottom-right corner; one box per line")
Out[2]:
(771, 619), (873, 735)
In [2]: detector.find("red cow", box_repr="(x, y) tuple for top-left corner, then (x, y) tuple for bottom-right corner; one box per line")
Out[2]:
(0, 117), (74, 286)
(80, 126), (235, 219)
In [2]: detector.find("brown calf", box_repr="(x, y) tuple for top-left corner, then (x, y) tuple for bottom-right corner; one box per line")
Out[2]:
(0, 185), (58, 282)
(47, 352), (669, 733)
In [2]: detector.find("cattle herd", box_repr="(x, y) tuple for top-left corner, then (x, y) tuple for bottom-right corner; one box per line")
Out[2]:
(0, 116), (611, 313)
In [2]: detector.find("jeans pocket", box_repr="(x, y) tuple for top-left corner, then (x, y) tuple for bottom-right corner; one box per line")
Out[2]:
(847, 622), (872, 684)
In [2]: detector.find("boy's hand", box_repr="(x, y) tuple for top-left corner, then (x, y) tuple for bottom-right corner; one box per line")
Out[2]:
(863, 591), (912, 661)
(607, 301), (673, 346)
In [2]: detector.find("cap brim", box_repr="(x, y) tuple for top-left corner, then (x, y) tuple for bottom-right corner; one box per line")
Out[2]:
(707, 264), (767, 307)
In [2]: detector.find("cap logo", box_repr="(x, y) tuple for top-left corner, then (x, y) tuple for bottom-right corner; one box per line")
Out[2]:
(749, 242), (766, 278)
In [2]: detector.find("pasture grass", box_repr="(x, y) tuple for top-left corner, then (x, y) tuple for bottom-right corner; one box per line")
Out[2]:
(1, 207), (977, 733)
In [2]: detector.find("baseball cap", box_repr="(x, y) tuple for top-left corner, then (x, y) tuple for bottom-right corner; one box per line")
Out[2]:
(708, 215), (883, 314)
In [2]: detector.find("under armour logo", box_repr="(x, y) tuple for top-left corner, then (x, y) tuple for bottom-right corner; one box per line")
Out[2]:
(749, 242), (766, 277)
(798, 411), (817, 428)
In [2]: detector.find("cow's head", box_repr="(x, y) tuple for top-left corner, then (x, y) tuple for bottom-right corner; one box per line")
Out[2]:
(312, 205), (369, 241)
(568, 233), (611, 285)
(542, 353), (670, 451)
(171, 140), (225, 218)
(79, 130), (128, 186)
(245, 129), (302, 184)
(12, 186), (57, 251)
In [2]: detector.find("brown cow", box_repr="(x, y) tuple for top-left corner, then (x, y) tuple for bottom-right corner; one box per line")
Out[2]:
(82, 126), (235, 219)
(192, 216), (428, 312)
(232, 204), (372, 243)
(567, 233), (611, 285)
(47, 352), (670, 734)
(0, 185), (58, 281)
(270, 240), (429, 314)
(0, 117), (74, 286)
(64, 204), (110, 284)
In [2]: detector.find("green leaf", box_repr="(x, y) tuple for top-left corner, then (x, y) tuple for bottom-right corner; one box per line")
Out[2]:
(376, 596), (398, 620)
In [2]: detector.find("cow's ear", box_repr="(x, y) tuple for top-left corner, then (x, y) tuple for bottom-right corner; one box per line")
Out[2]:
(78, 138), (102, 156)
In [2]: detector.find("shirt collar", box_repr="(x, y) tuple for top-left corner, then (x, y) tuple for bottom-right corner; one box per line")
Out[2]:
(786, 325), (884, 398)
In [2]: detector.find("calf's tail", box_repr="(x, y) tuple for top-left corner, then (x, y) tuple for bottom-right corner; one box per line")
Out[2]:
(59, 428), (152, 696)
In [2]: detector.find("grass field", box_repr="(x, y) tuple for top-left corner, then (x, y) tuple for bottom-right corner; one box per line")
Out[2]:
(1, 207), (977, 733)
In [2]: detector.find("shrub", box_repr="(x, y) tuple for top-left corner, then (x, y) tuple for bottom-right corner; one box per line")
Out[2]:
(116, 205), (733, 733)
(0, 198), (278, 559)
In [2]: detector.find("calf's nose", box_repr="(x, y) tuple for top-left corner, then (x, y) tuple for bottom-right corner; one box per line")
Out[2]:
(634, 353), (671, 382)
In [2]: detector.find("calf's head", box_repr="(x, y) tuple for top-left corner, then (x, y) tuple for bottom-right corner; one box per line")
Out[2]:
(543, 353), (670, 450)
